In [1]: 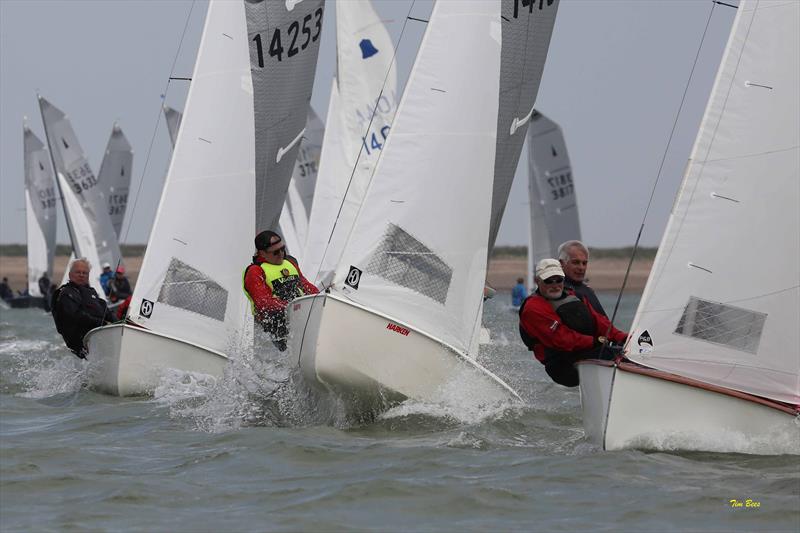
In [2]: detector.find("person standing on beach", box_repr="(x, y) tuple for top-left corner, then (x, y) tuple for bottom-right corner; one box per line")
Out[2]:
(51, 258), (114, 358)
(558, 240), (607, 317)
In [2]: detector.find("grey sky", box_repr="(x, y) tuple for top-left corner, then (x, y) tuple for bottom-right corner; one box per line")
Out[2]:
(0, 0), (736, 248)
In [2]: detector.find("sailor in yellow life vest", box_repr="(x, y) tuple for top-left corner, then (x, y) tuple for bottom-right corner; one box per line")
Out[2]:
(243, 230), (319, 351)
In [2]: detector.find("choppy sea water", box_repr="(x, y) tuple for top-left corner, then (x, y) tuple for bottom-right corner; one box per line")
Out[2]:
(1, 291), (798, 532)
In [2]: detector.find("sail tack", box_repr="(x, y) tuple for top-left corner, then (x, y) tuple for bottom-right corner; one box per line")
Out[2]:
(627, 0), (800, 405)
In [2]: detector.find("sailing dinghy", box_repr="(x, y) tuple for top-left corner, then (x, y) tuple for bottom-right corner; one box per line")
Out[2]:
(578, 0), (800, 453)
(12, 123), (57, 309)
(85, 0), (324, 396)
(97, 124), (133, 239)
(525, 110), (581, 290)
(289, 0), (559, 413)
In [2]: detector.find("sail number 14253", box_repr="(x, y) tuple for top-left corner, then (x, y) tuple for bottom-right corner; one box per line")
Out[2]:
(251, 7), (323, 66)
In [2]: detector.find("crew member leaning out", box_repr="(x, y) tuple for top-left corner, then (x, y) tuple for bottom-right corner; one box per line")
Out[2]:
(243, 230), (318, 351)
(519, 258), (628, 387)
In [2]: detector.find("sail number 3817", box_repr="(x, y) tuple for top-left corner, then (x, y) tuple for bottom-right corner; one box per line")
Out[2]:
(252, 7), (323, 66)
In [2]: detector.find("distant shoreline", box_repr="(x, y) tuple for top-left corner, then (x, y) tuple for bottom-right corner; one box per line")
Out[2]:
(0, 254), (651, 293)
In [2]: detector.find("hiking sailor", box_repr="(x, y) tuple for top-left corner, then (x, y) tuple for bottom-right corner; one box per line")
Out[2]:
(243, 230), (319, 351)
(52, 258), (114, 358)
(518, 258), (628, 387)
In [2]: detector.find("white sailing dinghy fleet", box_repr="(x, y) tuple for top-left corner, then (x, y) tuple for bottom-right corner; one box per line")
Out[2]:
(288, 0), (559, 412)
(84, 0), (325, 396)
(578, 0), (800, 453)
(39, 96), (123, 296)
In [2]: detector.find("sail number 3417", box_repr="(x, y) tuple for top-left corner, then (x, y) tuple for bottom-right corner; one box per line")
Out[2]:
(252, 7), (323, 66)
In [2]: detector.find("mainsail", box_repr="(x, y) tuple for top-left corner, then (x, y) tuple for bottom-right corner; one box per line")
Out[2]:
(127, 0), (323, 353)
(331, 0), (502, 354)
(302, 0), (398, 284)
(23, 124), (57, 296)
(39, 96), (121, 294)
(163, 105), (183, 148)
(627, 0), (800, 405)
(244, 0), (325, 233)
(97, 124), (133, 238)
(526, 110), (581, 288)
(487, 0), (559, 255)
(279, 107), (324, 255)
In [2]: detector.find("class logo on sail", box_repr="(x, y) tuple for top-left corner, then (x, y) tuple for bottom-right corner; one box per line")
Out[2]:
(359, 39), (379, 59)
(637, 330), (653, 354)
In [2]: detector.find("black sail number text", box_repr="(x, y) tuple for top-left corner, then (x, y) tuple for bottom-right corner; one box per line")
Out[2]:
(252, 6), (323, 67)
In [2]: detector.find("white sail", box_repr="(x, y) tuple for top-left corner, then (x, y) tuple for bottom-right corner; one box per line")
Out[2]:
(97, 124), (133, 238)
(627, 0), (799, 405)
(163, 105), (183, 148)
(127, 0), (323, 355)
(330, 0), (502, 354)
(23, 124), (57, 296)
(526, 110), (581, 288)
(127, 0), (256, 353)
(38, 96), (119, 294)
(279, 107), (324, 255)
(487, 0), (560, 254)
(302, 0), (398, 284)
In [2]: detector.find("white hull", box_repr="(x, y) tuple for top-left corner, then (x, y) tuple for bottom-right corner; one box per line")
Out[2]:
(85, 324), (229, 396)
(288, 293), (520, 414)
(578, 360), (799, 454)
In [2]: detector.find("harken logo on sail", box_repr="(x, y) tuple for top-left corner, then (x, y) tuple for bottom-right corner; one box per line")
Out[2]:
(140, 299), (154, 318)
(345, 266), (362, 289)
(637, 330), (653, 354)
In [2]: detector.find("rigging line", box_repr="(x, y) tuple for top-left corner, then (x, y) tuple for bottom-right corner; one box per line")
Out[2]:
(314, 0), (418, 290)
(119, 0), (197, 255)
(603, 1), (719, 347)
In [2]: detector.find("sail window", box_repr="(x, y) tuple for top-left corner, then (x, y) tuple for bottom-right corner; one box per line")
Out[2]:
(365, 223), (452, 305)
(157, 258), (227, 321)
(674, 297), (766, 354)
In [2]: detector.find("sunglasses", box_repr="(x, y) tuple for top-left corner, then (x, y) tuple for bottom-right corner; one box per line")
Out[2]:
(542, 276), (564, 285)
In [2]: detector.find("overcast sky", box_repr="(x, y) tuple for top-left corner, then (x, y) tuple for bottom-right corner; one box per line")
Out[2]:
(0, 0), (736, 248)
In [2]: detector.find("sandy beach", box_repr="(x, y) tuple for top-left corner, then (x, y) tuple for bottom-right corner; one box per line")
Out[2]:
(0, 255), (650, 293)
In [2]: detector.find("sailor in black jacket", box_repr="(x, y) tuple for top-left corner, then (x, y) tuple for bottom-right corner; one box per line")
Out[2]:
(52, 258), (114, 358)
(558, 240), (607, 317)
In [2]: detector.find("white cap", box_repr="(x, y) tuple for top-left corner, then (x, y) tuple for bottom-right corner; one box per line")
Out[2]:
(535, 258), (564, 281)
(102, 262), (111, 269)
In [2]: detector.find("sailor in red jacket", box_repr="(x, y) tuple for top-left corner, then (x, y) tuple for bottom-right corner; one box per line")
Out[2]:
(243, 230), (318, 351)
(519, 258), (628, 387)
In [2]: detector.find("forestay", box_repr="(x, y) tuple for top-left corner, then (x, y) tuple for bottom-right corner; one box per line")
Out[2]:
(279, 107), (324, 255)
(526, 110), (581, 288)
(127, 0), (256, 353)
(627, 0), (800, 405)
(23, 124), (57, 296)
(244, 0), (325, 233)
(97, 124), (133, 238)
(487, 0), (559, 255)
(332, 0), (501, 354)
(39, 96), (120, 294)
(302, 0), (398, 285)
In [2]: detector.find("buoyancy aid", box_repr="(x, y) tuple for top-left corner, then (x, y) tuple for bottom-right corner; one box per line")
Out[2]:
(517, 291), (595, 351)
(243, 259), (305, 314)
